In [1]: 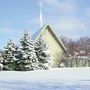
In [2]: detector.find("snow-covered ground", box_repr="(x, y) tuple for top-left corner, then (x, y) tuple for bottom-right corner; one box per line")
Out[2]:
(0, 67), (90, 90)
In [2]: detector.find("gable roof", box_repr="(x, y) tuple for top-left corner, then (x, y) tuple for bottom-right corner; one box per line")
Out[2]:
(32, 24), (67, 53)
(32, 24), (46, 40)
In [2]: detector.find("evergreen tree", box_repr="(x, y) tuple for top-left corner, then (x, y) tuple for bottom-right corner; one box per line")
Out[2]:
(3, 39), (18, 70)
(35, 35), (51, 69)
(0, 50), (4, 63)
(17, 31), (38, 71)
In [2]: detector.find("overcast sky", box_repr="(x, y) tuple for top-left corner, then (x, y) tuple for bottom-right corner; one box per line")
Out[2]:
(0, 0), (90, 49)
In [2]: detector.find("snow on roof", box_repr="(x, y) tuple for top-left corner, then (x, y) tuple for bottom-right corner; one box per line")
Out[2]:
(31, 24), (47, 40)
(32, 29), (41, 40)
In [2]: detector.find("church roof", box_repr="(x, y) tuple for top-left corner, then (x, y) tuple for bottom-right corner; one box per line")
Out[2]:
(32, 25), (46, 40)
(32, 24), (67, 53)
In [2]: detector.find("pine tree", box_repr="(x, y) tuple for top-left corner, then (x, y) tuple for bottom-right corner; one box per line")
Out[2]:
(0, 50), (4, 63)
(17, 31), (38, 71)
(3, 39), (18, 70)
(35, 35), (51, 69)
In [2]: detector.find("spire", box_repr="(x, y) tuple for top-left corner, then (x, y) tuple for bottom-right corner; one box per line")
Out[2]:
(40, 3), (43, 28)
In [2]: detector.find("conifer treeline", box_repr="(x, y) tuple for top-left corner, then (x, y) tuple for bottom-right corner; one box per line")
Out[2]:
(1, 32), (51, 71)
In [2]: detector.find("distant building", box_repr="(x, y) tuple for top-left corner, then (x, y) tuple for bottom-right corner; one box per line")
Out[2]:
(32, 24), (67, 68)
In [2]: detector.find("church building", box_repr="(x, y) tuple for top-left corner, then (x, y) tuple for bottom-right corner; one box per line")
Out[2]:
(32, 24), (67, 68)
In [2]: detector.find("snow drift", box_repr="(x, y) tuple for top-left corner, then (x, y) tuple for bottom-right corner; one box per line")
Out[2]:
(0, 67), (90, 90)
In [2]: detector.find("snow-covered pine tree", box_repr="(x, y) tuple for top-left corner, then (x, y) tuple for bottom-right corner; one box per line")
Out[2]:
(35, 35), (51, 70)
(17, 31), (38, 71)
(3, 39), (18, 70)
(3, 39), (16, 63)
(0, 50), (4, 63)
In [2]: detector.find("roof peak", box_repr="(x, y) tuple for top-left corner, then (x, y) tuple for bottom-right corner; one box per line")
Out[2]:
(32, 24), (67, 53)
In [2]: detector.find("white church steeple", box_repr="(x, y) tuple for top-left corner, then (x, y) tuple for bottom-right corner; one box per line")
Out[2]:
(40, 3), (43, 28)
